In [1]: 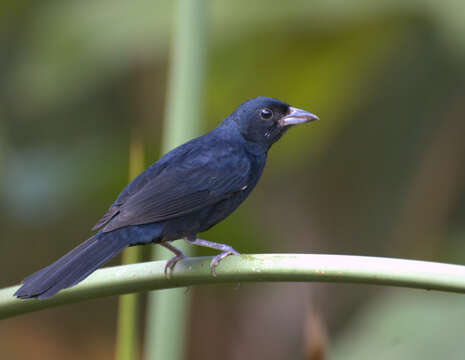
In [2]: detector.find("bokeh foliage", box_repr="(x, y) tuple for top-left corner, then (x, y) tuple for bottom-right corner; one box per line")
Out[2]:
(1, 0), (465, 359)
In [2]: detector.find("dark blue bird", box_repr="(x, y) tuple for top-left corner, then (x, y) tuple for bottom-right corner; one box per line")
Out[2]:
(14, 97), (318, 299)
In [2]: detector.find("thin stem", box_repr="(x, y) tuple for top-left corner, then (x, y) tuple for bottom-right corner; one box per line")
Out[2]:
(115, 133), (145, 360)
(2, 254), (465, 319)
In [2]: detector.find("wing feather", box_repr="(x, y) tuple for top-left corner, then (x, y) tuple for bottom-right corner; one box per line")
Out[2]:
(100, 142), (251, 232)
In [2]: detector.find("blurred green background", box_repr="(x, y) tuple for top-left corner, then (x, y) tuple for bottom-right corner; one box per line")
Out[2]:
(1, 0), (465, 359)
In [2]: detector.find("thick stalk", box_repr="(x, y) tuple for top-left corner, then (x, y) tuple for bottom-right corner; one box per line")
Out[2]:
(144, 1), (207, 360)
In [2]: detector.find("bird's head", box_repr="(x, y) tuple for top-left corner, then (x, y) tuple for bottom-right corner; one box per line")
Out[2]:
(230, 97), (319, 150)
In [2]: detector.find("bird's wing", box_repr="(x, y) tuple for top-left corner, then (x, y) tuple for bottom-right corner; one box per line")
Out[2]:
(98, 141), (251, 233)
(92, 153), (171, 231)
(92, 135), (208, 231)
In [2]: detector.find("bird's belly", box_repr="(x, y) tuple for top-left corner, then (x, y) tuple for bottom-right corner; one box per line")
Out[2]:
(160, 192), (248, 241)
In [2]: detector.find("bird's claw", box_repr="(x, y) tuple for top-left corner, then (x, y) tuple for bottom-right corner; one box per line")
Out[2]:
(209, 249), (240, 276)
(164, 254), (186, 278)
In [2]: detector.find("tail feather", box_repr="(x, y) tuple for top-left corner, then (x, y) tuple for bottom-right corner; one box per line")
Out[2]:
(14, 233), (129, 299)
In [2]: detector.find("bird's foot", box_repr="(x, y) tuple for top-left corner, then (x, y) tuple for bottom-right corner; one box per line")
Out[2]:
(161, 242), (186, 278)
(209, 248), (240, 276)
(164, 254), (186, 277)
(183, 237), (240, 276)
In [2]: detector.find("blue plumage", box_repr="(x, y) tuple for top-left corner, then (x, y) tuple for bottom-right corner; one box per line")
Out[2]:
(14, 97), (318, 299)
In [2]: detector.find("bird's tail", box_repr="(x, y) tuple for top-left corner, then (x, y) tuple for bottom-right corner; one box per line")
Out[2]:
(14, 232), (129, 299)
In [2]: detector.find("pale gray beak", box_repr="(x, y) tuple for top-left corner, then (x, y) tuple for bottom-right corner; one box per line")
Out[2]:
(280, 106), (319, 126)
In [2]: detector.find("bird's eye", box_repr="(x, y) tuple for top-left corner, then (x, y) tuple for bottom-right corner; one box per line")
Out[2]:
(260, 108), (273, 120)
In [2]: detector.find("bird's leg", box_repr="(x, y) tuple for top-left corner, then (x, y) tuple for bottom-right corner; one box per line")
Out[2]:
(161, 242), (187, 277)
(184, 237), (239, 276)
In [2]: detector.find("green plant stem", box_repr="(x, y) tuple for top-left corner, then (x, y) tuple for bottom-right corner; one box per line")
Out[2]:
(115, 135), (145, 360)
(2, 254), (465, 319)
(115, 249), (141, 360)
(144, 0), (207, 359)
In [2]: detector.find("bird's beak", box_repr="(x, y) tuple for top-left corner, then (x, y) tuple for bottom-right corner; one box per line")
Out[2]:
(280, 107), (319, 126)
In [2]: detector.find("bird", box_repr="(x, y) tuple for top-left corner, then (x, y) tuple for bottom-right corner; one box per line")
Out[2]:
(14, 96), (319, 299)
